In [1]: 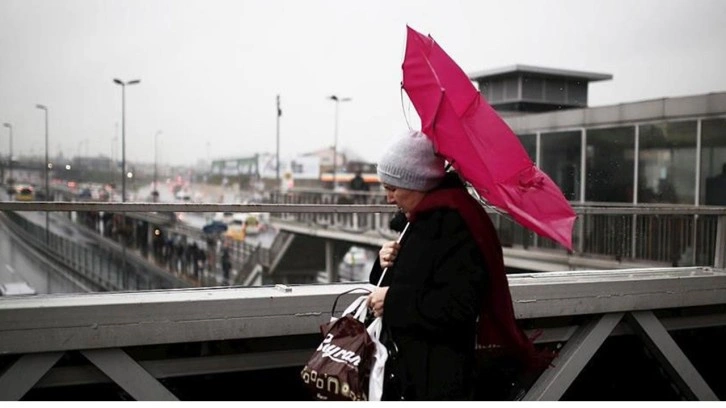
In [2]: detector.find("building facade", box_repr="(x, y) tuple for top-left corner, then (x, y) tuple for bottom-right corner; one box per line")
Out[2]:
(470, 66), (726, 206)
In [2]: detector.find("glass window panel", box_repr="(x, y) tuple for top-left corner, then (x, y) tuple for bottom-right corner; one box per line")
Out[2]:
(480, 80), (490, 100)
(518, 134), (537, 163)
(540, 130), (581, 201)
(544, 79), (566, 103)
(585, 126), (635, 203)
(522, 76), (543, 100)
(568, 80), (587, 105)
(638, 121), (697, 204)
(504, 77), (519, 100)
(490, 80), (504, 102)
(701, 118), (726, 205)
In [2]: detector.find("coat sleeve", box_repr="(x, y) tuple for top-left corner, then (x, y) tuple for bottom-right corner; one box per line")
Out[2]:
(383, 212), (489, 334)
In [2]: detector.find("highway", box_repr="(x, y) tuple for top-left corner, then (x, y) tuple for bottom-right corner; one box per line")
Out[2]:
(0, 216), (83, 295)
(0, 188), (105, 295)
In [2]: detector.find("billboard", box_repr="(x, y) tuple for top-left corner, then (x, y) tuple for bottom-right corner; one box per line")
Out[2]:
(258, 154), (320, 180)
(212, 154), (320, 180)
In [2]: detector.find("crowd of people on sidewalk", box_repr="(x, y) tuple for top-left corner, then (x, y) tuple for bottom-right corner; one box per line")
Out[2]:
(75, 210), (238, 286)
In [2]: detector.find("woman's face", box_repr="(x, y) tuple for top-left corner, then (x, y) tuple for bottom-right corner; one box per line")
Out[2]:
(383, 184), (426, 216)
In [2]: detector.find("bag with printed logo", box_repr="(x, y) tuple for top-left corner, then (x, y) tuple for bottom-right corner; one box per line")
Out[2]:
(300, 289), (387, 401)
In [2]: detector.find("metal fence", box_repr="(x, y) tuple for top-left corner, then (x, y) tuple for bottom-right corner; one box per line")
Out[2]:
(1, 211), (188, 291)
(1, 198), (724, 289)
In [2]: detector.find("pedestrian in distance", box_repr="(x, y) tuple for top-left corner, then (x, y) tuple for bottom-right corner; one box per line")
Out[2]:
(349, 170), (369, 192)
(221, 247), (232, 283)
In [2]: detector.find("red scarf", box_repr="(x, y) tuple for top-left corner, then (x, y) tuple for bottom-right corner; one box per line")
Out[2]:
(410, 186), (547, 373)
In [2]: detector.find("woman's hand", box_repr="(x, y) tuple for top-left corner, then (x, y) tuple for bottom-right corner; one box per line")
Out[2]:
(378, 241), (401, 269)
(367, 287), (389, 317)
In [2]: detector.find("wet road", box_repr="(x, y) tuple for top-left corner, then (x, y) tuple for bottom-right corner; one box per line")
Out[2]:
(0, 218), (83, 295)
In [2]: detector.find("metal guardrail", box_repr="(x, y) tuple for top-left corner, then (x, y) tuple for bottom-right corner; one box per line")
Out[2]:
(0, 210), (189, 291)
(1, 199), (724, 270)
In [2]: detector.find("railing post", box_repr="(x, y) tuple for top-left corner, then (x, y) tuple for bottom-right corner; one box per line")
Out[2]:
(715, 215), (725, 269)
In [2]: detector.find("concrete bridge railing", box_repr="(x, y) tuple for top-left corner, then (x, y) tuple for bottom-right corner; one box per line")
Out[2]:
(0, 267), (723, 400)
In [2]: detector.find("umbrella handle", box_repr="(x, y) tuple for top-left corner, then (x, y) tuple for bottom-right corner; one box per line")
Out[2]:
(375, 222), (410, 287)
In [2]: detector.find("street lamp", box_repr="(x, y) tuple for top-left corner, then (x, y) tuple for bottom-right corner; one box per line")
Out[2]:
(35, 104), (49, 200)
(35, 104), (49, 245)
(276, 94), (281, 185)
(327, 95), (352, 190)
(2, 123), (11, 182)
(113, 78), (141, 202)
(77, 138), (88, 159)
(153, 130), (161, 202)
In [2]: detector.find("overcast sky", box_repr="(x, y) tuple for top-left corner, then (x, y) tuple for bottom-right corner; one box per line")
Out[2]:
(1, 0), (725, 167)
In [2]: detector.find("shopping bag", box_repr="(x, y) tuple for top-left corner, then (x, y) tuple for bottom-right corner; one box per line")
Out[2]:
(300, 290), (388, 401)
(366, 316), (387, 401)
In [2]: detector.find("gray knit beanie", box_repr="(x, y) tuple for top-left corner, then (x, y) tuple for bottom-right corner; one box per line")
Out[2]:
(377, 130), (445, 192)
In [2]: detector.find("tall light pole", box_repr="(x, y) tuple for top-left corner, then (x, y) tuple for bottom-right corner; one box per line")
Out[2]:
(327, 95), (352, 190)
(35, 104), (49, 245)
(77, 138), (88, 159)
(2, 123), (11, 182)
(113, 78), (141, 202)
(276, 94), (281, 185)
(35, 105), (49, 199)
(112, 122), (118, 164)
(153, 130), (161, 202)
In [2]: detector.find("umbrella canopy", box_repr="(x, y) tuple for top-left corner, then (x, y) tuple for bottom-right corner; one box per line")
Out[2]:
(402, 26), (576, 250)
(202, 220), (228, 235)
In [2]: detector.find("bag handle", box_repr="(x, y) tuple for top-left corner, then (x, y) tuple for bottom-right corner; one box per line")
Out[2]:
(331, 287), (372, 317)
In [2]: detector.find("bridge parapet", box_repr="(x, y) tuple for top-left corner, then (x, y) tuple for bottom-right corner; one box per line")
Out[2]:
(0, 267), (723, 400)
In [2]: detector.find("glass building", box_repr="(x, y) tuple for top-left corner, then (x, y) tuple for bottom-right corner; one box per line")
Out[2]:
(470, 65), (726, 206)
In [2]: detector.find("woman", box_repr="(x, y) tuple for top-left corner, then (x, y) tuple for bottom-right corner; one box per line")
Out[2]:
(367, 130), (540, 400)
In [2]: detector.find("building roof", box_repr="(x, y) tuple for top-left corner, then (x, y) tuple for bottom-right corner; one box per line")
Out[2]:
(503, 91), (726, 134)
(469, 64), (613, 82)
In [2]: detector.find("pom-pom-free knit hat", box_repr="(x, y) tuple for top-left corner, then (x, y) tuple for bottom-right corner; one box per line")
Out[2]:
(377, 130), (445, 192)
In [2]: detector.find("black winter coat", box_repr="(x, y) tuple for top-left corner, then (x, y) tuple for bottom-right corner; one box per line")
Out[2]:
(369, 207), (488, 400)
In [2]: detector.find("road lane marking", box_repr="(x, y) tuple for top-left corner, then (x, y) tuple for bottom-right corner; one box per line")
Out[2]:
(5, 264), (15, 274)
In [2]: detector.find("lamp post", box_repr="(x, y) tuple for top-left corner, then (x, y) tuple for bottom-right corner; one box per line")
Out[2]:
(327, 95), (352, 190)
(113, 78), (141, 202)
(276, 94), (281, 185)
(35, 104), (50, 199)
(35, 104), (49, 245)
(2, 123), (11, 182)
(77, 138), (89, 161)
(153, 130), (161, 202)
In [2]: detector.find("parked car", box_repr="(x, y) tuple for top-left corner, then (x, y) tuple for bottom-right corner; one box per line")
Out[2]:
(175, 190), (192, 201)
(14, 185), (34, 201)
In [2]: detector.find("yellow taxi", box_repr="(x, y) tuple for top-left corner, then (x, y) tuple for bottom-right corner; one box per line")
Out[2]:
(224, 226), (246, 242)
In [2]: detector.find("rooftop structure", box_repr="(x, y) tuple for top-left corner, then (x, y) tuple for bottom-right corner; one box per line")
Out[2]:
(469, 64), (612, 113)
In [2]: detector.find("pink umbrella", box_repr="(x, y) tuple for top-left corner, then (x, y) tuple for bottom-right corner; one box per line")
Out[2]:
(402, 26), (576, 250)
